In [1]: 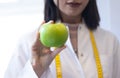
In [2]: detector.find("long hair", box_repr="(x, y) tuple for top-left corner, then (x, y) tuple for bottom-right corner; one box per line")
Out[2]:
(44, 0), (100, 30)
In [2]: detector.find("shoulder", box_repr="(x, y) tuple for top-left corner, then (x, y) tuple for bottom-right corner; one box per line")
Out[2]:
(94, 27), (118, 42)
(93, 27), (120, 50)
(93, 27), (120, 55)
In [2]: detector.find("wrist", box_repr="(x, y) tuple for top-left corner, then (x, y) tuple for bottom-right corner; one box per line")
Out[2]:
(31, 59), (44, 77)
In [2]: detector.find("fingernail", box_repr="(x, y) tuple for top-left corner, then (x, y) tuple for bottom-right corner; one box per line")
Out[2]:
(48, 20), (54, 24)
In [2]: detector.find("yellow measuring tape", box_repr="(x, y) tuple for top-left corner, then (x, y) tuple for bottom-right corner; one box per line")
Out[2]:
(89, 31), (103, 78)
(55, 54), (62, 78)
(55, 31), (103, 78)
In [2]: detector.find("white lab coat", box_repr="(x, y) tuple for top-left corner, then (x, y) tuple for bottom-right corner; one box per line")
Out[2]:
(4, 23), (120, 78)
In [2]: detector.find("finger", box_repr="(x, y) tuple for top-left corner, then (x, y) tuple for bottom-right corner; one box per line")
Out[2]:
(41, 20), (45, 25)
(42, 47), (50, 54)
(51, 46), (66, 58)
(47, 20), (54, 24)
(34, 32), (40, 43)
(37, 20), (54, 42)
(34, 20), (54, 48)
(36, 21), (45, 42)
(38, 20), (54, 32)
(39, 47), (51, 56)
(38, 20), (45, 32)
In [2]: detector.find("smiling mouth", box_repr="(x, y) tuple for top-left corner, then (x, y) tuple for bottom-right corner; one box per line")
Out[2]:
(66, 2), (81, 8)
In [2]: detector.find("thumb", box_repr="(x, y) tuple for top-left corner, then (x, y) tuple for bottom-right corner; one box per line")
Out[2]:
(38, 21), (45, 32)
(35, 21), (45, 43)
(51, 46), (66, 58)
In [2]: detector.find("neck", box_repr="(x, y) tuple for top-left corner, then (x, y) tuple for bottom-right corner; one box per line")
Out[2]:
(61, 14), (82, 24)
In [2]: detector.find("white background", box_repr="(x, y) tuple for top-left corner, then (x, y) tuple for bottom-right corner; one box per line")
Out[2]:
(0, 0), (120, 78)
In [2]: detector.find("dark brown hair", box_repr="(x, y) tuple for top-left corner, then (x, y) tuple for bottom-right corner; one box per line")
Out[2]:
(44, 0), (100, 30)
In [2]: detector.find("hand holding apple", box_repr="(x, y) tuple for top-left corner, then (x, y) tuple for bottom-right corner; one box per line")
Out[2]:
(31, 21), (66, 78)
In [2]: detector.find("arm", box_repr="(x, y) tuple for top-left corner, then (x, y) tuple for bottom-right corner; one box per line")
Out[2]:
(4, 41), (52, 78)
(4, 38), (39, 78)
(112, 37), (120, 78)
(4, 21), (65, 78)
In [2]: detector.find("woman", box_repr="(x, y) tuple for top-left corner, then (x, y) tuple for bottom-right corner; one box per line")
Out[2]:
(4, 0), (120, 78)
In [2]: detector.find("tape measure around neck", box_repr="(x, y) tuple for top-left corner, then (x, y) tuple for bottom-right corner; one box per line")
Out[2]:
(89, 31), (103, 78)
(55, 31), (103, 78)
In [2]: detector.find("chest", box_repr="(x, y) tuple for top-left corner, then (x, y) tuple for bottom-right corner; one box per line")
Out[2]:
(77, 30), (114, 78)
(50, 27), (114, 78)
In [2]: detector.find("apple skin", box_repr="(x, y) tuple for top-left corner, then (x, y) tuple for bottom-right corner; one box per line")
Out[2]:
(39, 23), (68, 47)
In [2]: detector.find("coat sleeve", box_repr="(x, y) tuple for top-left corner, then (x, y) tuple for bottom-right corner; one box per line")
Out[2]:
(112, 37), (120, 78)
(17, 60), (51, 78)
(4, 36), (51, 78)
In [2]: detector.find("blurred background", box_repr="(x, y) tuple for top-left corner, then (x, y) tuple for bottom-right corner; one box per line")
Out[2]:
(0, 0), (120, 78)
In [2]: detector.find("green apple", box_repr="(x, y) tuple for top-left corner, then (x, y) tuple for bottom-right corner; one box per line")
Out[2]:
(39, 23), (68, 47)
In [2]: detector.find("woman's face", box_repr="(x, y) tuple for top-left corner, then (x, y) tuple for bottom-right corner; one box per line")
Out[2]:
(53, 0), (89, 17)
